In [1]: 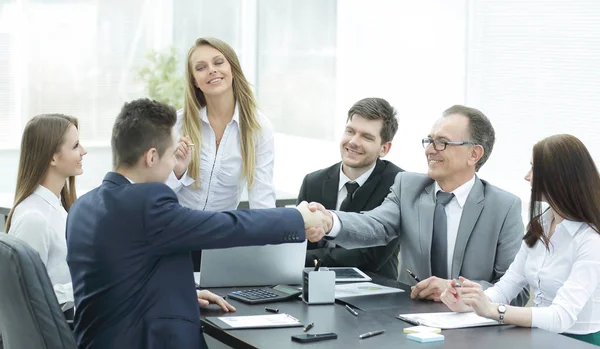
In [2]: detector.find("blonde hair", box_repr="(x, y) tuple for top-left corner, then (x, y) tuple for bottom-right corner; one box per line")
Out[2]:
(5, 114), (79, 232)
(183, 37), (261, 188)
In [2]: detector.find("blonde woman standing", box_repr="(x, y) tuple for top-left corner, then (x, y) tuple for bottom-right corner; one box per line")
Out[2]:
(167, 37), (275, 213)
(6, 114), (87, 305)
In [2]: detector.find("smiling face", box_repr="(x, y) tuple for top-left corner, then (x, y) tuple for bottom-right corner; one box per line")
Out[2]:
(189, 45), (233, 98)
(51, 124), (87, 177)
(340, 115), (390, 172)
(425, 113), (480, 190)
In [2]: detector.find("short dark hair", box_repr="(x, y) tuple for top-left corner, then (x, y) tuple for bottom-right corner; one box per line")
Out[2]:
(443, 105), (495, 171)
(111, 98), (177, 169)
(347, 98), (398, 144)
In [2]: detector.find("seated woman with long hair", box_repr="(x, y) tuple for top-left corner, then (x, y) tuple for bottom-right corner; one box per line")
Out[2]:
(5, 114), (87, 305)
(441, 134), (600, 346)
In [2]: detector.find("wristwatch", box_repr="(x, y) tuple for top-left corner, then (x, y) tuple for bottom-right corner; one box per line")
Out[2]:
(497, 304), (507, 324)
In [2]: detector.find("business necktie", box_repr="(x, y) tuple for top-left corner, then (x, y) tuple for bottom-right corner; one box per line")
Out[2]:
(339, 181), (360, 212)
(431, 191), (455, 279)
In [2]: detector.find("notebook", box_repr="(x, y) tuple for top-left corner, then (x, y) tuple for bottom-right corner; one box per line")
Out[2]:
(396, 312), (500, 329)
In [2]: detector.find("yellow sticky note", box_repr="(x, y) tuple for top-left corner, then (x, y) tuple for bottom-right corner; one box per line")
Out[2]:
(403, 325), (442, 334)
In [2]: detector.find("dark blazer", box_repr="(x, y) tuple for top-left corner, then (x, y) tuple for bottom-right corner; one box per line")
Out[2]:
(297, 159), (403, 279)
(66, 172), (305, 349)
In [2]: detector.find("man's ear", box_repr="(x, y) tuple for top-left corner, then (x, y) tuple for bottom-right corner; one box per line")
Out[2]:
(144, 148), (158, 168)
(469, 144), (484, 167)
(379, 141), (392, 157)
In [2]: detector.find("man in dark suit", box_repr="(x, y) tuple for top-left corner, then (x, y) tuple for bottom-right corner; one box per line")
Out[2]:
(66, 99), (325, 349)
(297, 98), (403, 279)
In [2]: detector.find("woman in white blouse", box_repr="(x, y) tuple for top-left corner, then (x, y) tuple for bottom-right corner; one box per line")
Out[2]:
(5, 114), (87, 305)
(166, 37), (275, 211)
(440, 134), (600, 345)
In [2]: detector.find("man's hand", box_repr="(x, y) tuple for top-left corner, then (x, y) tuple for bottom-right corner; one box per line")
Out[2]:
(174, 136), (193, 179)
(196, 290), (236, 312)
(307, 202), (333, 233)
(410, 276), (451, 302)
(296, 201), (329, 242)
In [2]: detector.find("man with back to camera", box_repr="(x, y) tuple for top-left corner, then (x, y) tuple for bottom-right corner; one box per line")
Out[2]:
(66, 99), (327, 349)
(308, 105), (529, 305)
(297, 97), (403, 279)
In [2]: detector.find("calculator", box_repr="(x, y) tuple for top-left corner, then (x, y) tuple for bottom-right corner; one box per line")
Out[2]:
(227, 285), (302, 304)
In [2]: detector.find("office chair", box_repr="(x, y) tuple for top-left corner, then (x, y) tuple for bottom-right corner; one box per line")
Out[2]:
(0, 233), (76, 349)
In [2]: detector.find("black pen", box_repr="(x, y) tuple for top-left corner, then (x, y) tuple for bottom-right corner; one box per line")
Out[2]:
(314, 259), (322, 271)
(265, 307), (279, 313)
(406, 269), (421, 283)
(345, 304), (358, 316)
(303, 322), (314, 332)
(359, 329), (385, 339)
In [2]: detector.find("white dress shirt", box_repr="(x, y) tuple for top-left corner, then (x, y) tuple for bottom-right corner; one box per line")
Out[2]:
(8, 185), (73, 304)
(166, 104), (276, 211)
(336, 163), (376, 210)
(325, 163), (376, 248)
(485, 210), (600, 334)
(328, 175), (476, 279)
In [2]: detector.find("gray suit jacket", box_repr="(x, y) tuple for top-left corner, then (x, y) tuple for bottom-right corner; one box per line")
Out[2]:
(333, 172), (529, 306)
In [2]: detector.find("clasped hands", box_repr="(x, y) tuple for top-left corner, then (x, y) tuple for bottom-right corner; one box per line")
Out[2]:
(439, 276), (498, 319)
(295, 201), (332, 242)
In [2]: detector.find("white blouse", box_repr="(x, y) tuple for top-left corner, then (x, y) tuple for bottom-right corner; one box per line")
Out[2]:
(166, 104), (276, 211)
(8, 185), (73, 304)
(485, 210), (600, 334)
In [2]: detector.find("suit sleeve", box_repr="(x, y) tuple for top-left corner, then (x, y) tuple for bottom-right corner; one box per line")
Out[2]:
(332, 173), (402, 249)
(478, 196), (529, 306)
(143, 184), (305, 255)
(296, 175), (309, 205)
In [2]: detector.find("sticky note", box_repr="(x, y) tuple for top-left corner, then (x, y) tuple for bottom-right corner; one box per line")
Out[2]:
(406, 332), (445, 343)
(403, 325), (442, 334)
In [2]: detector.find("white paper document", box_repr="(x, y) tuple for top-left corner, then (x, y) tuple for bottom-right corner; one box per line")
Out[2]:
(216, 314), (302, 329)
(396, 312), (500, 329)
(334, 282), (404, 299)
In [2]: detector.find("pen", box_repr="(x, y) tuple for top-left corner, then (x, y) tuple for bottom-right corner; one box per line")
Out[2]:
(187, 143), (195, 147)
(359, 330), (385, 339)
(303, 322), (314, 332)
(265, 307), (279, 313)
(345, 304), (358, 316)
(314, 259), (322, 271)
(406, 269), (421, 283)
(453, 278), (463, 288)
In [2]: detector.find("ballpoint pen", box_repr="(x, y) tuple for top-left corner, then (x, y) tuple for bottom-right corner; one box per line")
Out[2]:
(303, 322), (314, 332)
(345, 304), (358, 316)
(359, 330), (385, 339)
(406, 269), (421, 282)
(265, 307), (279, 313)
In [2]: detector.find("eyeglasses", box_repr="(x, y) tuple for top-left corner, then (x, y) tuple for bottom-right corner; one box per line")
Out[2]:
(422, 137), (477, 151)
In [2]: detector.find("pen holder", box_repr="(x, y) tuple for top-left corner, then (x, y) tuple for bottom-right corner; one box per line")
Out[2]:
(302, 268), (335, 305)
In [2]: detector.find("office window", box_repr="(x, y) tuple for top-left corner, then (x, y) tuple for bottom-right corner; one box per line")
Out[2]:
(257, 0), (337, 141)
(467, 0), (600, 210)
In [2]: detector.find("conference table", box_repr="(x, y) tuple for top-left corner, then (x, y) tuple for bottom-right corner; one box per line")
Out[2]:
(199, 274), (596, 349)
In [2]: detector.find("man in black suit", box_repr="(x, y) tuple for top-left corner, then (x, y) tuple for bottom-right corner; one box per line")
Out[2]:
(297, 97), (403, 279)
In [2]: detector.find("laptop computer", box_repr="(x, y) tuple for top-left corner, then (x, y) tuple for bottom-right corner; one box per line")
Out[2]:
(199, 240), (307, 287)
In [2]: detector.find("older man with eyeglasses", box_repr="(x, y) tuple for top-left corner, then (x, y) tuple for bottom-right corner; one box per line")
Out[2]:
(307, 105), (529, 306)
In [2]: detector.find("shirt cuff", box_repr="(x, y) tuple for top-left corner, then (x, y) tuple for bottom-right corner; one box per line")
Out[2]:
(54, 282), (74, 304)
(326, 211), (341, 238)
(530, 306), (554, 331)
(166, 169), (194, 190)
(484, 287), (504, 304)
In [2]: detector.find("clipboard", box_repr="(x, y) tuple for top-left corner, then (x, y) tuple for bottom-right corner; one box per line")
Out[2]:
(205, 313), (304, 330)
(396, 312), (500, 329)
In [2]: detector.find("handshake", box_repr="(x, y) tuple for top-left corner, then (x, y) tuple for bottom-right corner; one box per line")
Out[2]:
(295, 201), (333, 242)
